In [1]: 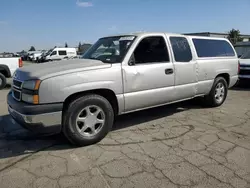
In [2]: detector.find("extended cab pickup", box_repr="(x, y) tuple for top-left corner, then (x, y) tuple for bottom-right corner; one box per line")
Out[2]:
(7, 32), (239, 146)
(0, 57), (23, 89)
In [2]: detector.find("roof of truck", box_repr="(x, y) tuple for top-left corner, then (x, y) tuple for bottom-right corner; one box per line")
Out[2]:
(103, 32), (231, 41)
(103, 32), (181, 38)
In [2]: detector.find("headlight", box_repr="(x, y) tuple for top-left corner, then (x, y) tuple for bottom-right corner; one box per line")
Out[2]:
(22, 80), (41, 90)
(21, 80), (41, 104)
(21, 93), (39, 104)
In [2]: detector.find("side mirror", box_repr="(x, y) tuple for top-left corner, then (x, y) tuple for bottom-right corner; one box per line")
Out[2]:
(128, 54), (136, 66)
(128, 59), (135, 66)
(238, 55), (242, 58)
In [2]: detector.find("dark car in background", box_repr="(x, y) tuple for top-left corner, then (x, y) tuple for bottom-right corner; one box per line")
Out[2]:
(37, 49), (53, 63)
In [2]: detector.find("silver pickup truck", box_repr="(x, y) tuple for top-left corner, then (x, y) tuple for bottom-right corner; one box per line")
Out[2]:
(7, 32), (239, 146)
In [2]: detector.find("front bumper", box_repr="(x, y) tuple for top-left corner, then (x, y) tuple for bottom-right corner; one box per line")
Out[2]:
(7, 92), (63, 134)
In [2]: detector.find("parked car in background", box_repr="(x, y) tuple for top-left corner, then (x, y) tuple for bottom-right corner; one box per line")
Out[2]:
(27, 51), (42, 61)
(238, 50), (250, 81)
(0, 53), (15, 58)
(7, 32), (238, 146)
(19, 52), (29, 61)
(37, 49), (53, 63)
(45, 48), (77, 61)
(234, 41), (250, 58)
(0, 57), (23, 89)
(31, 52), (43, 62)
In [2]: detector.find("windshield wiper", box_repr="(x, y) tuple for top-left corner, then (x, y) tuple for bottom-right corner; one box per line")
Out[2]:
(83, 57), (112, 63)
(100, 59), (112, 63)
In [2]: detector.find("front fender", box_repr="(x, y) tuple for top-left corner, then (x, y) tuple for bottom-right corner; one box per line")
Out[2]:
(38, 67), (123, 104)
(39, 80), (119, 103)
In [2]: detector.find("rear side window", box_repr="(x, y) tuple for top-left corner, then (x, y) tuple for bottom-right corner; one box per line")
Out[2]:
(192, 39), (235, 58)
(170, 37), (192, 62)
(58, 50), (67, 55)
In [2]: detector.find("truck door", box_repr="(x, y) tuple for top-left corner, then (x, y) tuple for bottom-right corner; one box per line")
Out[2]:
(122, 35), (175, 112)
(167, 35), (198, 101)
(50, 50), (58, 60)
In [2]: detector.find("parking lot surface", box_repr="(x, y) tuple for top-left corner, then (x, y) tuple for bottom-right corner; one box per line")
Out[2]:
(0, 85), (250, 188)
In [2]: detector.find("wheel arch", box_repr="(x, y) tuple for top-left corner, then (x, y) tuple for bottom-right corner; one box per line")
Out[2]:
(62, 89), (119, 117)
(215, 73), (230, 87)
(0, 65), (11, 78)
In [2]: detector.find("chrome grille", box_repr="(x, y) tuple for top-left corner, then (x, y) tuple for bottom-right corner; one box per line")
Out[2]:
(12, 79), (23, 101)
(239, 69), (250, 75)
(12, 88), (21, 101)
(13, 79), (23, 89)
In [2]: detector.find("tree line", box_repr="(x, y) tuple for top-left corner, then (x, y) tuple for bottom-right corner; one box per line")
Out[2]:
(227, 28), (248, 45)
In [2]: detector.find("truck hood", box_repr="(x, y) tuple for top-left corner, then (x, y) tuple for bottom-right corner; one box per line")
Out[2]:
(15, 59), (112, 80)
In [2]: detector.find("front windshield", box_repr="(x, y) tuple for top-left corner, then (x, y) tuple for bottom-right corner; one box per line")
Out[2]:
(81, 35), (136, 63)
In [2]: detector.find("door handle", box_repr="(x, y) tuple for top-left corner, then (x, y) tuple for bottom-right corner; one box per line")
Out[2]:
(165, 68), (173, 74)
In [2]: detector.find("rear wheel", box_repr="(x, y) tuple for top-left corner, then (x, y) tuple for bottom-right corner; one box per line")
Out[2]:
(62, 94), (114, 146)
(0, 73), (7, 90)
(204, 77), (228, 107)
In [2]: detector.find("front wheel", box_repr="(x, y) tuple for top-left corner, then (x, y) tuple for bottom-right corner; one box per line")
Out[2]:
(0, 73), (7, 90)
(204, 77), (228, 107)
(62, 94), (114, 146)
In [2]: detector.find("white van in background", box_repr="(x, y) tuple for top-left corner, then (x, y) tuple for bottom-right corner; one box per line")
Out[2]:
(45, 48), (77, 61)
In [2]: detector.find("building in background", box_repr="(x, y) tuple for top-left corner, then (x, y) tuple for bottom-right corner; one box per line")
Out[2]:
(184, 32), (250, 42)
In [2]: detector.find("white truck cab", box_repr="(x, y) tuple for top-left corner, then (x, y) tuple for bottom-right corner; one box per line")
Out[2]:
(0, 57), (23, 89)
(45, 48), (77, 61)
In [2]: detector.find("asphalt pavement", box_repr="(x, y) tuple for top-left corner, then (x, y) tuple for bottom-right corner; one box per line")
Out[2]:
(0, 70), (250, 188)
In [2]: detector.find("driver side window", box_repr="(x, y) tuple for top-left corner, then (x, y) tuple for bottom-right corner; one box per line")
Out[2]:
(132, 36), (170, 65)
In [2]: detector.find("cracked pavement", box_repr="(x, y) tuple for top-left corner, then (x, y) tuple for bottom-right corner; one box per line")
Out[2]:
(0, 86), (250, 188)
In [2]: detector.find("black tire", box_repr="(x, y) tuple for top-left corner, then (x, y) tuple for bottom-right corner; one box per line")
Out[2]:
(204, 77), (228, 107)
(0, 73), (7, 90)
(62, 94), (114, 146)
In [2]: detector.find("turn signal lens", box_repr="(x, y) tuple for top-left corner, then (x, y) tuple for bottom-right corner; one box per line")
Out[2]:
(33, 95), (39, 104)
(34, 80), (41, 90)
